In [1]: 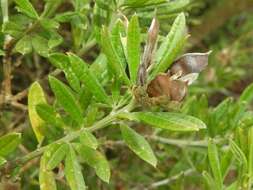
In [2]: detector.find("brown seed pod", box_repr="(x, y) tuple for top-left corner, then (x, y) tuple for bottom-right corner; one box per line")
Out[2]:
(147, 73), (188, 101)
(168, 80), (187, 102)
(137, 17), (159, 86)
(147, 73), (171, 98)
(170, 51), (211, 76)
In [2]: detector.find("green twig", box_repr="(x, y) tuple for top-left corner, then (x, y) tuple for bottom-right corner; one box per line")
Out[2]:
(14, 101), (135, 166)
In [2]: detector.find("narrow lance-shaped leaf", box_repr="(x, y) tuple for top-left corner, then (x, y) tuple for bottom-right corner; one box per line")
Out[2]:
(122, 112), (206, 131)
(32, 35), (50, 57)
(80, 131), (98, 150)
(48, 76), (84, 126)
(48, 53), (80, 92)
(120, 124), (157, 167)
(68, 53), (110, 104)
(111, 19), (127, 69)
(0, 133), (21, 157)
(151, 13), (186, 78)
(127, 14), (141, 83)
(100, 26), (130, 85)
(239, 83), (253, 104)
(207, 139), (223, 190)
(45, 143), (68, 170)
(230, 139), (248, 172)
(248, 127), (253, 178)
(39, 151), (57, 190)
(212, 97), (232, 121)
(15, 35), (32, 55)
(48, 53), (68, 69)
(0, 157), (6, 167)
(220, 149), (232, 179)
(15, 0), (39, 19)
(75, 144), (110, 183)
(28, 82), (46, 143)
(202, 171), (216, 190)
(158, 0), (191, 14)
(41, 0), (63, 18)
(65, 145), (86, 190)
(36, 103), (65, 128)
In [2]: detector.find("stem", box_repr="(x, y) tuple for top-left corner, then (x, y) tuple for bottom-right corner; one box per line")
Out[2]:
(148, 169), (195, 189)
(149, 135), (208, 147)
(15, 101), (135, 165)
(77, 39), (97, 56)
(1, 0), (12, 98)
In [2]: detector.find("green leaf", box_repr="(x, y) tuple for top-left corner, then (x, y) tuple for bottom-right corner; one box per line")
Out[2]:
(48, 76), (84, 126)
(230, 139), (248, 172)
(15, 0), (39, 19)
(63, 68), (81, 92)
(120, 124), (157, 167)
(45, 143), (68, 170)
(48, 53), (80, 91)
(28, 82), (47, 143)
(213, 97), (232, 121)
(54, 11), (76, 22)
(65, 145), (86, 190)
(2, 21), (24, 38)
(48, 53), (68, 69)
(39, 151), (57, 190)
(15, 35), (32, 55)
(225, 181), (238, 190)
(239, 83), (253, 104)
(41, 0), (63, 18)
(202, 171), (216, 190)
(0, 157), (7, 167)
(68, 53), (109, 104)
(100, 26), (130, 85)
(125, 112), (206, 131)
(0, 133), (21, 157)
(158, 0), (190, 14)
(152, 13), (186, 77)
(127, 14), (141, 83)
(40, 19), (59, 30)
(111, 19), (127, 69)
(75, 144), (110, 183)
(220, 149), (232, 179)
(207, 139), (223, 190)
(80, 131), (98, 149)
(36, 103), (64, 128)
(248, 127), (253, 178)
(0, 49), (5, 56)
(32, 35), (50, 57)
(71, 16), (85, 49)
(48, 31), (63, 49)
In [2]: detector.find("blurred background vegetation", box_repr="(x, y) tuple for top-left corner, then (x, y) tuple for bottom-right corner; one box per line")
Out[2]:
(1, 0), (253, 189)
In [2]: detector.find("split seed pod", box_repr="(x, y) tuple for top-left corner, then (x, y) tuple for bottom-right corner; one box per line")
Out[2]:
(147, 73), (188, 101)
(147, 51), (211, 102)
(137, 17), (159, 86)
(170, 51), (212, 76)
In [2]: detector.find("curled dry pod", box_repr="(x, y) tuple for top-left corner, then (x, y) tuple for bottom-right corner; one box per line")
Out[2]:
(147, 73), (188, 101)
(170, 51), (211, 76)
(168, 80), (187, 102)
(147, 73), (171, 98)
(137, 17), (159, 86)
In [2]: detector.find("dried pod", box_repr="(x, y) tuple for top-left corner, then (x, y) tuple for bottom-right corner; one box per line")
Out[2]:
(137, 17), (159, 86)
(170, 51), (211, 76)
(168, 80), (187, 102)
(147, 73), (171, 98)
(147, 73), (188, 101)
